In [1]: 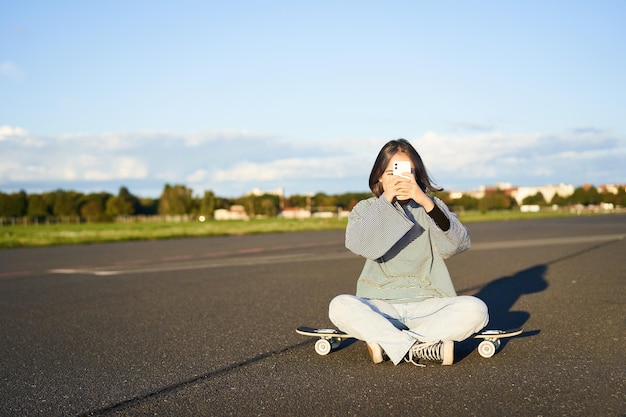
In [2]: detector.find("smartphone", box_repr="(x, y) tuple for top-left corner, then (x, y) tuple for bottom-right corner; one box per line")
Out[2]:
(393, 161), (412, 177)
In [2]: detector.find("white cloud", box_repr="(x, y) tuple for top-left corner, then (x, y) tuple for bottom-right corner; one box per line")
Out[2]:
(117, 157), (148, 178)
(409, 130), (624, 189)
(63, 167), (77, 180)
(79, 155), (148, 181)
(59, 131), (160, 151)
(0, 61), (25, 81)
(181, 129), (277, 147)
(0, 125), (28, 140)
(187, 169), (210, 183)
(213, 158), (334, 182)
(0, 127), (623, 196)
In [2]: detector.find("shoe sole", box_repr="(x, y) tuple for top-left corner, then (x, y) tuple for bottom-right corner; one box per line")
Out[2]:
(442, 340), (454, 365)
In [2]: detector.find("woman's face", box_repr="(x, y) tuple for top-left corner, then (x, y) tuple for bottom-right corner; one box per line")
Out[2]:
(379, 152), (415, 182)
(377, 151), (416, 201)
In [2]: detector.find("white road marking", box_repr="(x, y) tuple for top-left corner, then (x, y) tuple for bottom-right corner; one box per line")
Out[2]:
(48, 233), (624, 276)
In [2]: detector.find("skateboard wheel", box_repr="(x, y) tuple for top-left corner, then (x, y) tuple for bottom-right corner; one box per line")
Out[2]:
(478, 340), (497, 358)
(330, 338), (341, 350)
(493, 339), (501, 350)
(315, 339), (332, 355)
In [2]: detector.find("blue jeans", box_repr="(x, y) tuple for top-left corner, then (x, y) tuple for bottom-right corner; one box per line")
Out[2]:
(329, 294), (489, 364)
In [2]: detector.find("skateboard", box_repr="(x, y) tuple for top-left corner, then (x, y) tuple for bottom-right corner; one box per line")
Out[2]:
(296, 327), (354, 356)
(472, 326), (524, 358)
(296, 326), (523, 358)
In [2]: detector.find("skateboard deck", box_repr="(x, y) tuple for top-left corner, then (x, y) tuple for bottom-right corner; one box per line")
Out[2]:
(471, 326), (523, 358)
(296, 327), (354, 355)
(296, 325), (523, 358)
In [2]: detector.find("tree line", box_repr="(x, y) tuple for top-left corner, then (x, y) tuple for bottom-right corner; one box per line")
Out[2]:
(0, 185), (372, 222)
(0, 184), (624, 223)
(443, 185), (625, 212)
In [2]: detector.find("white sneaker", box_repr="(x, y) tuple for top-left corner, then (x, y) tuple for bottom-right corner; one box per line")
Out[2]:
(366, 342), (385, 364)
(406, 340), (454, 366)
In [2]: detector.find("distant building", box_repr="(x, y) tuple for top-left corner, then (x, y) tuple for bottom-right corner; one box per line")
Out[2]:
(449, 183), (576, 205)
(214, 205), (249, 221)
(248, 187), (285, 197)
(598, 184), (622, 194)
(511, 184), (575, 205)
(278, 207), (311, 219)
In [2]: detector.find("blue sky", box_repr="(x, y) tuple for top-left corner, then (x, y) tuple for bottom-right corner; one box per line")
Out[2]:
(1, 1), (625, 197)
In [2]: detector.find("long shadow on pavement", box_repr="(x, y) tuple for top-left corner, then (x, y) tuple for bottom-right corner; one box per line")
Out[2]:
(456, 239), (618, 360)
(475, 264), (548, 330)
(456, 264), (548, 360)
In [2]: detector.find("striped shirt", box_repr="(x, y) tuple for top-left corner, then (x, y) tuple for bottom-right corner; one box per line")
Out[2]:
(346, 194), (471, 304)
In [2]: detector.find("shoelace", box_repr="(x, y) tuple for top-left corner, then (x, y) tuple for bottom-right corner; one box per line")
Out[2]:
(405, 341), (443, 367)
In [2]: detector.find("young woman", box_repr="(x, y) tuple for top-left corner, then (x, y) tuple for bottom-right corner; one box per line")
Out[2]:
(329, 139), (489, 366)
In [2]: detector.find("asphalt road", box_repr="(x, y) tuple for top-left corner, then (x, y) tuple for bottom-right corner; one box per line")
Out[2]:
(1, 214), (625, 416)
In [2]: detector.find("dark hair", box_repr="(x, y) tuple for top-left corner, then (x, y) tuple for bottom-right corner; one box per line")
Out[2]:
(369, 138), (442, 197)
